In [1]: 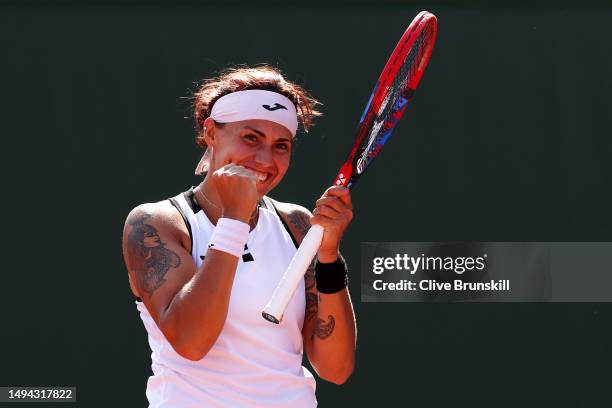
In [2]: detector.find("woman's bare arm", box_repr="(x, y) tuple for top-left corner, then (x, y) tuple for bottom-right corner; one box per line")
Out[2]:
(122, 202), (240, 361)
(274, 200), (356, 384)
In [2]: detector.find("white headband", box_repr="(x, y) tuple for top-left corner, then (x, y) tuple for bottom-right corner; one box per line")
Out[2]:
(210, 89), (298, 136)
(195, 89), (299, 175)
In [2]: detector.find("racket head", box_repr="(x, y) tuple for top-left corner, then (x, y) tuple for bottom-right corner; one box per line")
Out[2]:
(333, 11), (438, 188)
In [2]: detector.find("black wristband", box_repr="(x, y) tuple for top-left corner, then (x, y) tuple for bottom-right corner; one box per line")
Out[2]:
(315, 255), (348, 294)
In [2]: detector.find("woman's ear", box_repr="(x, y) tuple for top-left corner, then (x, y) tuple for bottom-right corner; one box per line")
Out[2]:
(203, 117), (216, 147)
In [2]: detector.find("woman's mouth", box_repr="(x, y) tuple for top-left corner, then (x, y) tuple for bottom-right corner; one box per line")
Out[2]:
(246, 168), (271, 183)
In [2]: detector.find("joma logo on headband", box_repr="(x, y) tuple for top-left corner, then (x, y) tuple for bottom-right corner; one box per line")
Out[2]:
(262, 103), (288, 111)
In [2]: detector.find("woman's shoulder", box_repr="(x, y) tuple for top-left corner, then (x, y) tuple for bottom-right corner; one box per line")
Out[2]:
(123, 197), (191, 247)
(125, 199), (182, 226)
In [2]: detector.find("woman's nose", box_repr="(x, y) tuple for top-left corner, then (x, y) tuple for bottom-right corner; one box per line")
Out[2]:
(254, 146), (273, 165)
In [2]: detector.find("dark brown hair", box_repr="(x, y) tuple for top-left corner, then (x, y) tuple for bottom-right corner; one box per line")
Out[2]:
(192, 65), (322, 149)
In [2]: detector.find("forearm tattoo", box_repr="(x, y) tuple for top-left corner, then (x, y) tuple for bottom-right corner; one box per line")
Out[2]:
(304, 266), (318, 322)
(127, 212), (180, 295)
(313, 315), (336, 341)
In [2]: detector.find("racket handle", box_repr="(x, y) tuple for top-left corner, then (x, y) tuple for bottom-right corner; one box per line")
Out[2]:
(262, 224), (324, 324)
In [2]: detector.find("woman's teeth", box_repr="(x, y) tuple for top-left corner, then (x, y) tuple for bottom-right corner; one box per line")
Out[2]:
(251, 171), (268, 182)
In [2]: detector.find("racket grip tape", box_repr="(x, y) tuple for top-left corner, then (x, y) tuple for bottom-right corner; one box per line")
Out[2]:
(262, 224), (324, 324)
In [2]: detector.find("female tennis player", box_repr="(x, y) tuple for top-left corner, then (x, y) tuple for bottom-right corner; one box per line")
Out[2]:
(122, 66), (356, 407)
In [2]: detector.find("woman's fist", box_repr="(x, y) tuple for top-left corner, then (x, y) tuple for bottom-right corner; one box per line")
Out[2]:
(211, 164), (260, 222)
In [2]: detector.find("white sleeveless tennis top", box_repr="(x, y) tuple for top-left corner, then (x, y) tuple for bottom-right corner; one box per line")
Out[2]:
(135, 188), (317, 407)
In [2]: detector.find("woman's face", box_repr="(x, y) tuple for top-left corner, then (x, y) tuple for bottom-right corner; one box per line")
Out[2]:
(205, 118), (294, 197)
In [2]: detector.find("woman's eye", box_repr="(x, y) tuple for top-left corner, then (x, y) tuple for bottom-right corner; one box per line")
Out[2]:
(275, 143), (290, 151)
(244, 134), (258, 142)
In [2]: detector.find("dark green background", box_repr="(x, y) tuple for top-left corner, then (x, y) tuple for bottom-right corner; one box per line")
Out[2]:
(1, 1), (611, 407)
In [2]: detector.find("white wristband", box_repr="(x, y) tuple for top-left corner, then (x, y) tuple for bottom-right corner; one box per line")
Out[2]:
(207, 218), (250, 259)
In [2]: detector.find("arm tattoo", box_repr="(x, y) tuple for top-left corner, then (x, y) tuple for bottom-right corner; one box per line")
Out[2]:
(127, 212), (181, 295)
(304, 266), (318, 322)
(287, 211), (311, 237)
(312, 315), (335, 341)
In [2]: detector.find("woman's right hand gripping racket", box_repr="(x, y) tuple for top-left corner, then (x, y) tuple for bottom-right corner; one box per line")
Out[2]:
(262, 11), (438, 324)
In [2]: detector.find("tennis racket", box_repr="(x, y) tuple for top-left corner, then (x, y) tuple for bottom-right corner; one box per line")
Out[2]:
(262, 11), (438, 323)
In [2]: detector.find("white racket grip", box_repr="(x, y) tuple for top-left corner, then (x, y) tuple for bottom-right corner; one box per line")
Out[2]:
(262, 224), (324, 324)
